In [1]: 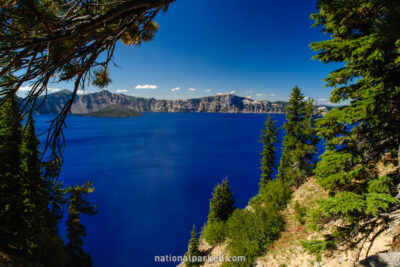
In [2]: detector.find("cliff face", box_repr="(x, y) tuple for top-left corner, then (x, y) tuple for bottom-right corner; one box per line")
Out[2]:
(34, 90), (286, 114)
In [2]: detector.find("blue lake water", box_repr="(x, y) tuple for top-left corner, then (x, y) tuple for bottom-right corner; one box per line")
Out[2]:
(34, 113), (322, 267)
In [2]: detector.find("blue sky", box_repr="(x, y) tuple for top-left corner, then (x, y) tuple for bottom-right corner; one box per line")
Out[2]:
(44, 0), (340, 104)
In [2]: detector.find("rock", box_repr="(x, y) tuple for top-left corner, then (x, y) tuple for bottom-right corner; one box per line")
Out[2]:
(357, 252), (400, 267)
(254, 260), (264, 267)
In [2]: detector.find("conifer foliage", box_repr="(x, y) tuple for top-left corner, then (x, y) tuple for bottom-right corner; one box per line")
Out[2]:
(66, 182), (97, 266)
(203, 178), (236, 245)
(277, 86), (318, 187)
(308, 0), (400, 254)
(0, 93), (25, 251)
(259, 116), (278, 186)
(207, 178), (236, 224)
(0, 94), (96, 266)
(185, 225), (202, 267)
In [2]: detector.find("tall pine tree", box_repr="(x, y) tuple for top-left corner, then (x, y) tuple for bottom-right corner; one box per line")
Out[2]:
(0, 93), (25, 251)
(259, 116), (278, 187)
(0, 92), (97, 265)
(277, 86), (318, 187)
(66, 182), (97, 267)
(307, 0), (400, 254)
(20, 116), (50, 258)
(185, 225), (201, 267)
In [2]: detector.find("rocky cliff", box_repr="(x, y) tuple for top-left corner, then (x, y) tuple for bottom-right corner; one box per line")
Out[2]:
(34, 90), (287, 114)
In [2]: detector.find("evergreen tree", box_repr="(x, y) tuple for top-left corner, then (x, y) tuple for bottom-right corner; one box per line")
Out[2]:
(66, 182), (97, 267)
(20, 116), (50, 258)
(186, 225), (201, 267)
(203, 178), (236, 245)
(0, 92), (25, 251)
(277, 86), (318, 187)
(0, 95), (96, 265)
(307, 0), (400, 253)
(207, 178), (236, 224)
(259, 116), (278, 186)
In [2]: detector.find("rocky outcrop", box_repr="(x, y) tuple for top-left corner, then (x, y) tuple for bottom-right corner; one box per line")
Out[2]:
(34, 90), (287, 114)
(357, 252), (400, 267)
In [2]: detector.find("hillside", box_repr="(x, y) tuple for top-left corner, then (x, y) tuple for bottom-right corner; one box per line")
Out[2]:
(256, 177), (397, 267)
(33, 90), (287, 114)
(180, 167), (399, 267)
(75, 104), (143, 117)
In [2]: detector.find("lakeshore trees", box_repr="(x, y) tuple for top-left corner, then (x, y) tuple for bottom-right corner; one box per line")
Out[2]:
(199, 87), (318, 265)
(277, 86), (319, 188)
(66, 182), (97, 267)
(0, 94), (96, 266)
(307, 0), (400, 256)
(259, 116), (279, 186)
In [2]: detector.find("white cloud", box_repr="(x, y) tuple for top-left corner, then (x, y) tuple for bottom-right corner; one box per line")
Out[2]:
(256, 93), (265, 97)
(171, 87), (180, 92)
(271, 93), (276, 97)
(217, 92), (224, 96)
(246, 96), (252, 99)
(117, 89), (128, 94)
(50, 88), (61, 93)
(19, 86), (60, 93)
(77, 90), (85, 95)
(318, 98), (329, 101)
(135, 84), (157, 90)
(19, 86), (32, 92)
(188, 88), (196, 91)
(229, 91), (236, 94)
(204, 89), (211, 93)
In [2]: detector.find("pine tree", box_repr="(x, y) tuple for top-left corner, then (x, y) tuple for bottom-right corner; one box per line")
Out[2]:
(0, 92), (25, 251)
(307, 0), (400, 254)
(66, 182), (97, 266)
(186, 225), (201, 267)
(207, 178), (236, 224)
(203, 178), (236, 245)
(277, 86), (318, 187)
(0, 94), (97, 264)
(259, 116), (278, 186)
(20, 116), (50, 258)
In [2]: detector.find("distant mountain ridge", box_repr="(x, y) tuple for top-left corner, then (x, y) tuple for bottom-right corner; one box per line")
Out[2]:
(34, 90), (288, 114)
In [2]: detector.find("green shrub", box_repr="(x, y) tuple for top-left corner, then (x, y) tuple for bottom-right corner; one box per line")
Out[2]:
(300, 238), (334, 262)
(225, 204), (285, 266)
(294, 200), (306, 225)
(202, 220), (227, 246)
(258, 179), (291, 210)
